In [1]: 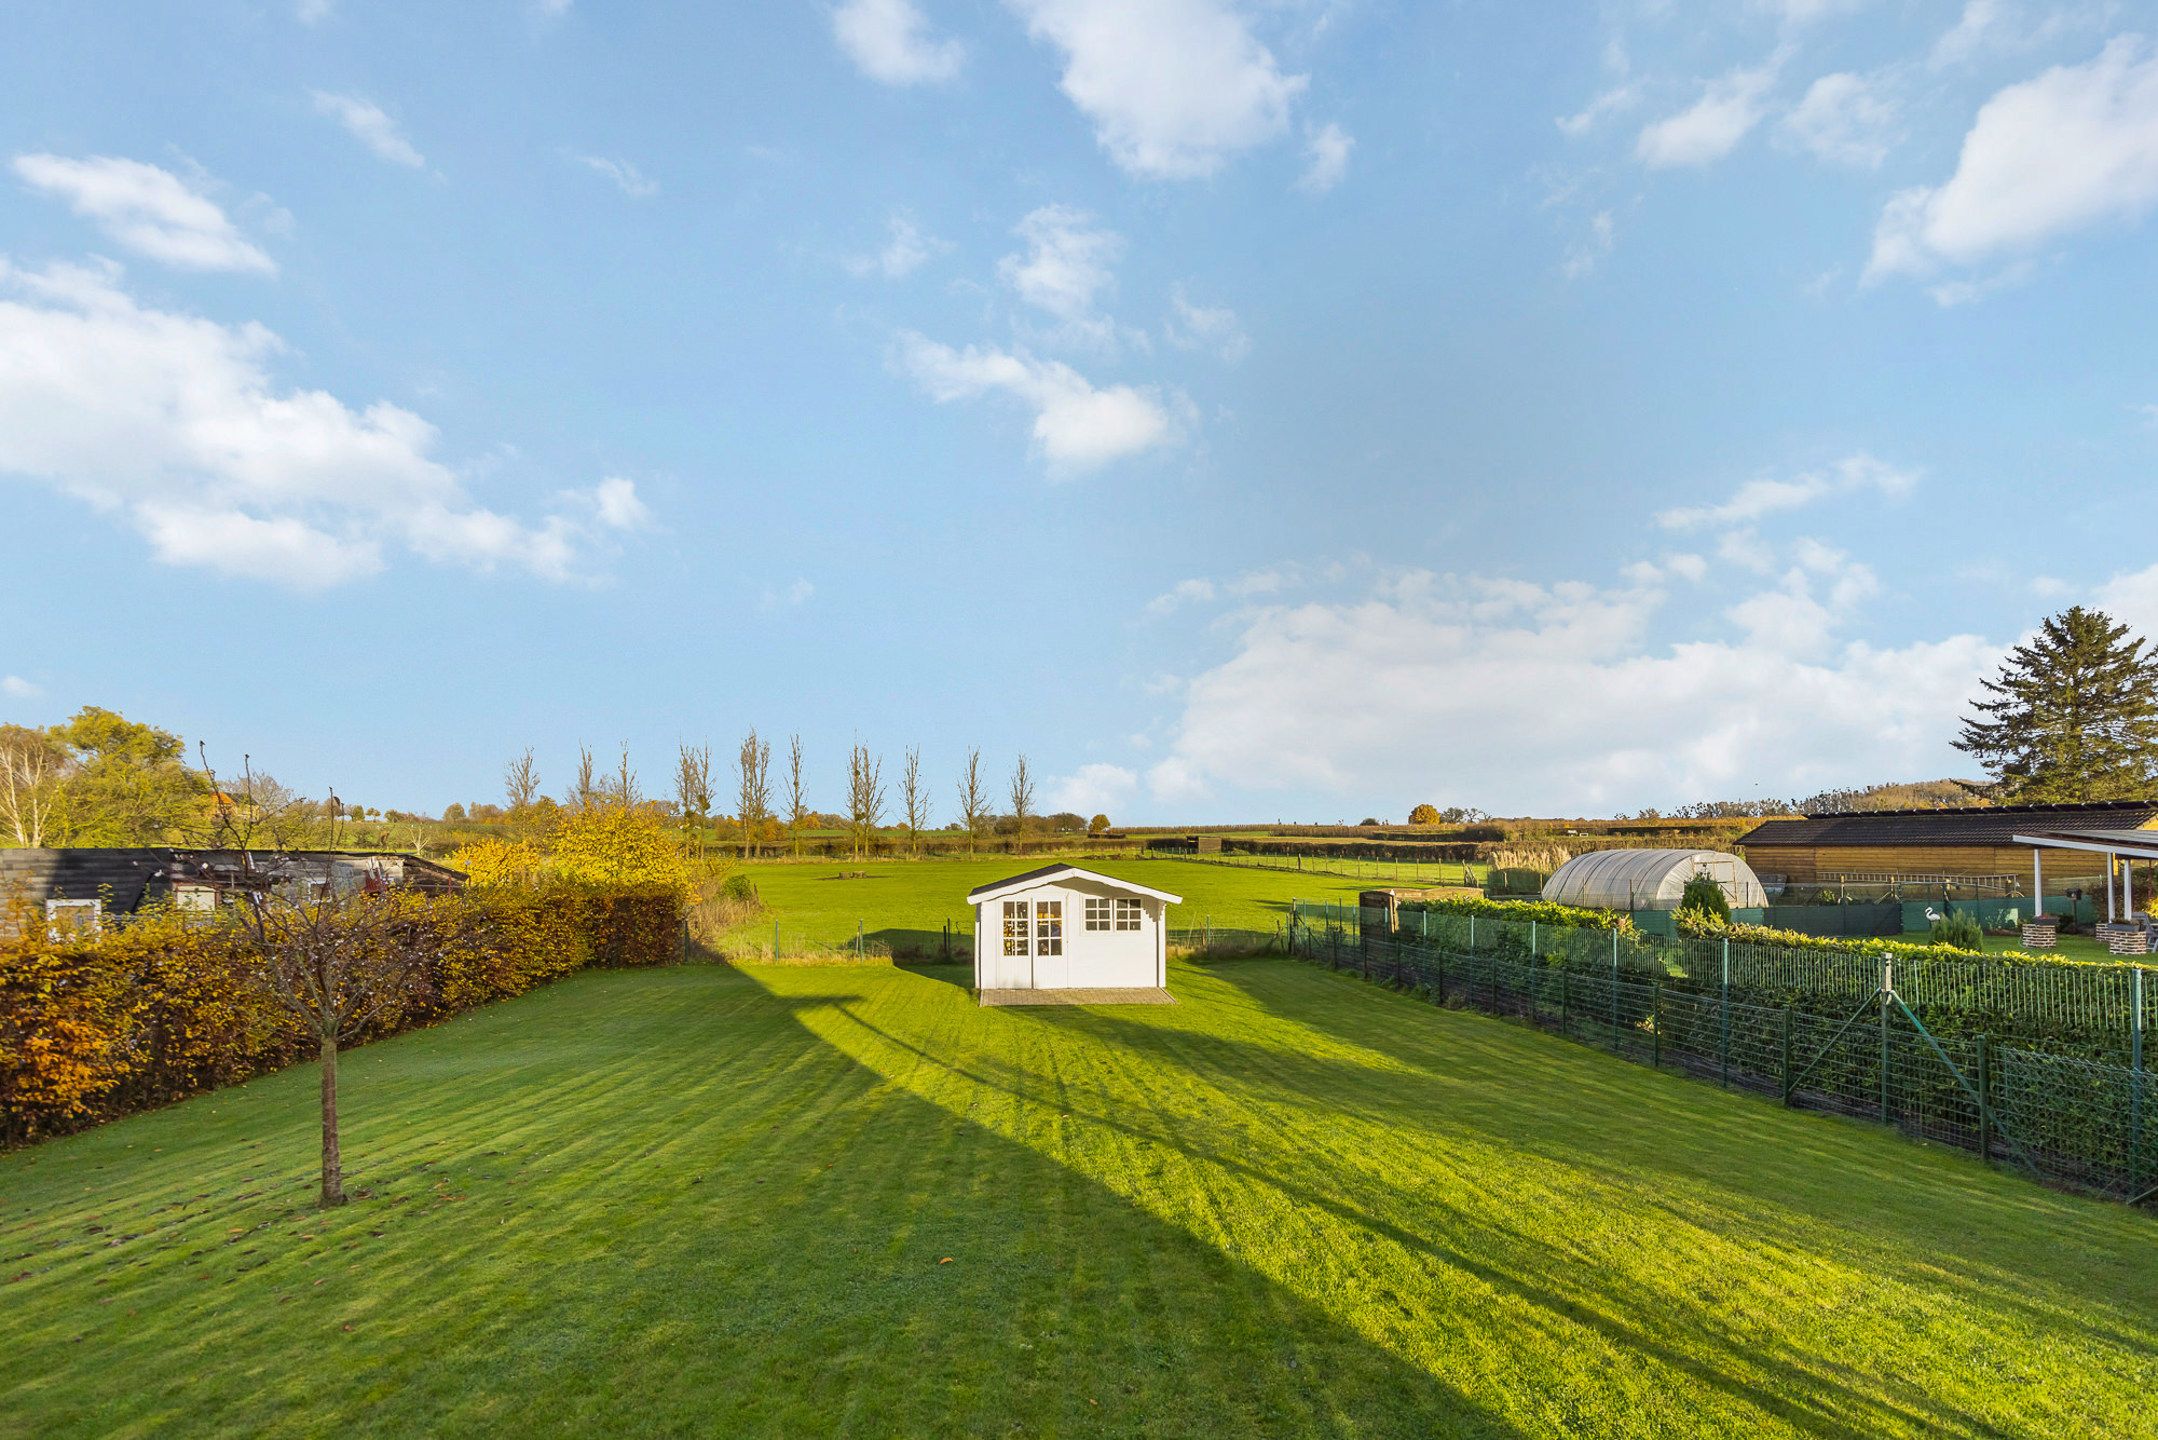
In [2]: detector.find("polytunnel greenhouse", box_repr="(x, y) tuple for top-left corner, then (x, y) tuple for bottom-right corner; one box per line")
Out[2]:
(1539, 848), (1768, 912)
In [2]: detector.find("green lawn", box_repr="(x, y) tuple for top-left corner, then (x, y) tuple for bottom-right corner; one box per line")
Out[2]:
(4, 960), (2153, 1438)
(721, 855), (1392, 956)
(1893, 929), (2125, 962)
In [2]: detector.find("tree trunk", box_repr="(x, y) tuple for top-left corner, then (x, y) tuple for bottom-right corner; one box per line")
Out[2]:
(319, 1029), (346, 1208)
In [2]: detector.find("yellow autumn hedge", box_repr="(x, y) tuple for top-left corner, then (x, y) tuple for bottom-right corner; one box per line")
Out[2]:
(0, 881), (685, 1147)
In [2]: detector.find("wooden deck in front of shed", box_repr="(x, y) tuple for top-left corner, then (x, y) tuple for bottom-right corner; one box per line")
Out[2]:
(978, 987), (1176, 1007)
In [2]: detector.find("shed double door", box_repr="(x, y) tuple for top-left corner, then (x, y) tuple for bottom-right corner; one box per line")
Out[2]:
(991, 897), (1067, 988)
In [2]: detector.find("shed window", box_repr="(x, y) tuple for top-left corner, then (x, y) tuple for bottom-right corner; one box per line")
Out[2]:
(1035, 900), (1063, 956)
(45, 898), (102, 937)
(1002, 900), (1030, 956)
(1115, 897), (1142, 931)
(1084, 897), (1112, 931)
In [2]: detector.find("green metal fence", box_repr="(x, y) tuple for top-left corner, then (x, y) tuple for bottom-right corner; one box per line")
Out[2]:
(1288, 905), (2156, 1206)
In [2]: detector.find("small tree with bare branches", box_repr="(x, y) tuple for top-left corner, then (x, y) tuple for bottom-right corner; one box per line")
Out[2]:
(611, 744), (641, 809)
(676, 743), (713, 852)
(233, 878), (434, 1207)
(1008, 754), (1035, 842)
(574, 746), (600, 810)
(956, 748), (988, 854)
(900, 747), (928, 857)
(504, 748), (541, 812)
(736, 730), (772, 859)
(846, 744), (885, 860)
(784, 734), (809, 857)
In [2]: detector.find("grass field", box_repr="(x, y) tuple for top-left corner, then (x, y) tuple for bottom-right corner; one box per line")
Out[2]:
(4, 959), (2154, 1438)
(719, 855), (1402, 955)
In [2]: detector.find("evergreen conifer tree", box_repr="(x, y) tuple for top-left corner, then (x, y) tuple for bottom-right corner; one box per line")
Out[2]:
(1954, 607), (2158, 802)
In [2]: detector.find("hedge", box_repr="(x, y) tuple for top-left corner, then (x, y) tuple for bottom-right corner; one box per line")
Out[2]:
(0, 881), (685, 1147)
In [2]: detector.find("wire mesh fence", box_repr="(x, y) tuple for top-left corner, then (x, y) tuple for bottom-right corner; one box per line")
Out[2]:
(1291, 911), (2158, 1207)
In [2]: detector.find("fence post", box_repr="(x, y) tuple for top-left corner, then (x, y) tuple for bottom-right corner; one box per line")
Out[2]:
(857, 919), (864, 959)
(1976, 1034), (1991, 1166)
(1610, 929), (1620, 1041)
(1651, 979), (1661, 1068)
(772, 919), (780, 958)
(1719, 939), (1731, 1088)
(2134, 969), (2146, 1196)
(1437, 944), (1448, 1006)
(1880, 957), (1893, 1125)
(943, 918), (951, 962)
(1780, 1003), (1792, 1105)
(1559, 966), (1569, 1034)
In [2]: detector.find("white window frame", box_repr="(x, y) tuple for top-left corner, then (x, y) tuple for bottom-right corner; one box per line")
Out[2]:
(1002, 900), (1031, 957)
(45, 898), (102, 937)
(1115, 897), (1143, 931)
(1036, 899), (1063, 957)
(1084, 897), (1112, 931)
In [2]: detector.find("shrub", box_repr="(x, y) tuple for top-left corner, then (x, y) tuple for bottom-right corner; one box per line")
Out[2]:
(0, 880), (685, 1147)
(1678, 871), (1731, 923)
(1930, 910), (1986, 951)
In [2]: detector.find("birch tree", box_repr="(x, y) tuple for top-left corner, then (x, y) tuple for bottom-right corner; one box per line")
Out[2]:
(900, 746), (928, 857)
(784, 734), (809, 857)
(504, 748), (541, 811)
(955, 748), (988, 854)
(846, 744), (885, 860)
(1008, 754), (1035, 839)
(675, 743), (713, 851)
(0, 725), (65, 847)
(735, 730), (772, 858)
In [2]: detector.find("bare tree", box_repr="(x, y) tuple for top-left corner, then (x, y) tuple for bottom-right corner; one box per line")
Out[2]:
(735, 729), (772, 858)
(1008, 754), (1035, 840)
(784, 734), (809, 858)
(232, 877), (432, 1207)
(504, 748), (540, 811)
(955, 748), (988, 854)
(900, 746), (928, 857)
(675, 743), (713, 851)
(846, 744), (885, 860)
(0, 724), (66, 847)
(574, 746), (600, 810)
(612, 744), (641, 810)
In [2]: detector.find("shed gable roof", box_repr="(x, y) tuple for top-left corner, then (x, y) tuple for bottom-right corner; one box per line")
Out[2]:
(1738, 800), (2158, 849)
(966, 864), (1182, 906)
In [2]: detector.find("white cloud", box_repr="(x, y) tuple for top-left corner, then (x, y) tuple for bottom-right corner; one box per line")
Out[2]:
(833, 0), (964, 86)
(1563, 210), (1617, 280)
(895, 332), (1178, 471)
(998, 205), (1122, 323)
(1780, 71), (1899, 168)
(847, 213), (943, 279)
(295, 0), (334, 22)
(1929, 1), (2111, 69)
(1759, 0), (1872, 24)
(1, 675), (42, 700)
(1147, 577), (1218, 615)
(1148, 567), (2002, 814)
(1047, 761), (1138, 815)
(1297, 122), (1353, 194)
(311, 91), (427, 169)
(1558, 83), (1640, 138)
(1635, 56), (1782, 168)
(0, 257), (639, 587)
(1165, 286), (1249, 362)
(591, 476), (650, 530)
(1007, 0), (1307, 179)
(758, 577), (816, 611)
(12, 155), (275, 275)
(565, 152), (657, 198)
(1657, 454), (1916, 529)
(1868, 37), (2158, 284)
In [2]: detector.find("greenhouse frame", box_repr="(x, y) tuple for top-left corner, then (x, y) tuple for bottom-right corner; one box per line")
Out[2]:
(1541, 848), (1768, 912)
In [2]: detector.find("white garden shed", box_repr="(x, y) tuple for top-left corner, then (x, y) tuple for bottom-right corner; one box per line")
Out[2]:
(968, 864), (1182, 992)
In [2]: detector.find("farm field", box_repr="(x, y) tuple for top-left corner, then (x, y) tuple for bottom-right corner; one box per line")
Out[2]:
(718, 855), (1418, 956)
(3, 960), (2154, 1438)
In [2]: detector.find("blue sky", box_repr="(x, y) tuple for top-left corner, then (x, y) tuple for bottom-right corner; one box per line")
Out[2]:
(4, 0), (2158, 822)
